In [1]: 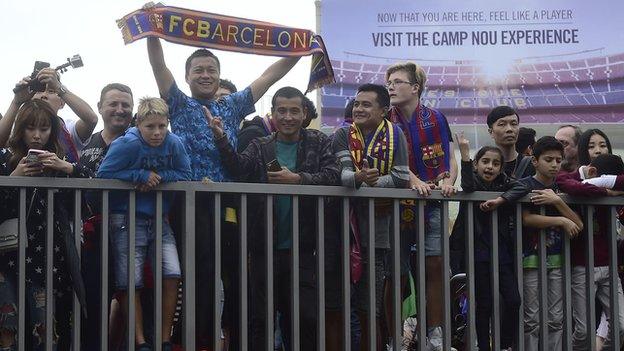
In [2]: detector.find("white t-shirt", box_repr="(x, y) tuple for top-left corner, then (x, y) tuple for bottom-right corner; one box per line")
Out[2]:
(62, 118), (91, 153)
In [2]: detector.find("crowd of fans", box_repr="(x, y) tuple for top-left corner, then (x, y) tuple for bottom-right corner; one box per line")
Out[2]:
(0, 34), (623, 351)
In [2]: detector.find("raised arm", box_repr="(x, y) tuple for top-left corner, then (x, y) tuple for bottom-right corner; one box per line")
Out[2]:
(250, 57), (300, 103)
(37, 68), (98, 142)
(0, 77), (35, 147)
(147, 37), (176, 100)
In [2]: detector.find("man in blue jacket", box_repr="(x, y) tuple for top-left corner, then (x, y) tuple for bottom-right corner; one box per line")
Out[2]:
(97, 97), (191, 351)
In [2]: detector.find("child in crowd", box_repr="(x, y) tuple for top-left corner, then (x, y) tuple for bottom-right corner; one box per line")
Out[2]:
(556, 129), (624, 349)
(520, 136), (584, 351)
(577, 153), (624, 351)
(450, 132), (526, 351)
(97, 97), (191, 351)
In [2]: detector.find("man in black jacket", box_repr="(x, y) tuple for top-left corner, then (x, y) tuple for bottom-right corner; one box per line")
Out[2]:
(207, 86), (339, 351)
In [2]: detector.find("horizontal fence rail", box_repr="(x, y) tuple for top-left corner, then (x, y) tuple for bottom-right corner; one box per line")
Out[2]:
(1, 176), (624, 351)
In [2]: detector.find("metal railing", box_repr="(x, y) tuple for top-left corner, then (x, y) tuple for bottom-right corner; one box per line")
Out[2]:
(1, 176), (624, 351)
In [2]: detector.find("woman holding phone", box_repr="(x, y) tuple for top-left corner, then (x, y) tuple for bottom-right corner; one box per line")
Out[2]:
(0, 99), (91, 351)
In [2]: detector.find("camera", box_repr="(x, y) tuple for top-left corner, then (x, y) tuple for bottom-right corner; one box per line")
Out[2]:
(28, 61), (51, 93)
(14, 55), (84, 94)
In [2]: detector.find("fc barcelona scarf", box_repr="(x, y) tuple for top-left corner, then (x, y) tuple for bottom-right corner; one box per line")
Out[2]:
(389, 105), (451, 183)
(348, 119), (399, 216)
(347, 119), (397, 175)
(117, 4), (335, 93)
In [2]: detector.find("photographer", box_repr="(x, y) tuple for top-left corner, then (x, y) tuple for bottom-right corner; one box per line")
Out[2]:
(0, 66), (98, 162)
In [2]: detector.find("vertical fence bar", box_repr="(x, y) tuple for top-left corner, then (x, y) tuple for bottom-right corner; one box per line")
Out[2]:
(128, 191), (136, 350)
(101, 190), (109, 351)
(585, 205), (596, 351)
(291, 195), (301, 351)
(46, 189), (54, 351)
(391, 199), (401, 351)
(466, 203), (476, 350)
(417, 200), (427, 351)
(515, 203), (524, 350)
(154, 191), (163, 351)
(367, 198), (376, 350)
(316, 197), (326, 351)
(441, 201), (452, 350)
(240, 194), (249, 350)
(538, 206), (548, 351)
(562, 220), (573, 351)
(266, 195), (274, 351)
(491, 209), (500, 351)
(213, 193), (222, 351)
(17, 188), (26, 351)
(608, 206), (620, 348)
(183, 190), (196, 350)
(73, 190), (82, 351)
(341, 198), (351, 351)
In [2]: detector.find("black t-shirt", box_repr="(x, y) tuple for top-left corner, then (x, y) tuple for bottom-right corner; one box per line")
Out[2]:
(78, 132), (113, 216)
(78, 132), (110, 174)
(504, 154), (535, 180)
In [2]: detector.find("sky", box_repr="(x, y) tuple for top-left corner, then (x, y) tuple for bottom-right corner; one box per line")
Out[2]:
(0, 0), (319, 129)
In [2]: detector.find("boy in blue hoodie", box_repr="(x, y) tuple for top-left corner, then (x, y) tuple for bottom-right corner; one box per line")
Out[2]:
(97, 97), (191, 351)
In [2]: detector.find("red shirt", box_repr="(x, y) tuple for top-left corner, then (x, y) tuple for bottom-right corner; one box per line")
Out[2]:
(556, 168), (624, 267)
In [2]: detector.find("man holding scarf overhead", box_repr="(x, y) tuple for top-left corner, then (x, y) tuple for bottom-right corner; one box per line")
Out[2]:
(134, 4), (303, 348)
(332, 84), (410, 350)
(385, 62), (458, 351)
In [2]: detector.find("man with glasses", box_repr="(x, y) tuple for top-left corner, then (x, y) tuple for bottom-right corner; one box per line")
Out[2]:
(385, 62), (458, 350)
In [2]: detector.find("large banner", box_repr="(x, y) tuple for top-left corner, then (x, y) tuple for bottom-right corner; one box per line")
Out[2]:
(320, 0), (624, 127)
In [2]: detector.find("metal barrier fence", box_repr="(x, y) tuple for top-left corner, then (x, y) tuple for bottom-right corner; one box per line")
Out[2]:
(1, 176), (624, 351)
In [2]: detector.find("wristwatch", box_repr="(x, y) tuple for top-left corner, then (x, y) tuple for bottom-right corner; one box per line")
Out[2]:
(57, 85), (69, 97)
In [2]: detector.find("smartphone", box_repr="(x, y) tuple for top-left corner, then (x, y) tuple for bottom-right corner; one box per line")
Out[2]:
(266, 159), (282, 172)
(25, 149), (46, 165)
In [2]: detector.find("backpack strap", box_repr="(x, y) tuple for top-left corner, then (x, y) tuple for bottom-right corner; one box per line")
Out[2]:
(514, 155), (532, 179)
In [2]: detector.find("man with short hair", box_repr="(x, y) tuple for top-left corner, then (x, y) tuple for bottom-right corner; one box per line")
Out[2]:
(147, 37), (301, 346)
(385, 62), (458, 350)
(486, 106), (535, 179)
(555, 124), (582, 173)
(78, 83), (134, 351)
(215, 78), (238, 100)
(333, 83), (410, 350)
(208, 86), (340, 351)
(1, 68), (99, 161)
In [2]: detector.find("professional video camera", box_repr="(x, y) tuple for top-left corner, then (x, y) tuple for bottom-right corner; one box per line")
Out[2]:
(14, 54), (84, 93)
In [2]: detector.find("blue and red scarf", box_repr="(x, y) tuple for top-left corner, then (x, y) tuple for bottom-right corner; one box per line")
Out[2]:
(389, 105), (451, 183)
(59, 119), (79, 163)
(117, 5), (335, 93)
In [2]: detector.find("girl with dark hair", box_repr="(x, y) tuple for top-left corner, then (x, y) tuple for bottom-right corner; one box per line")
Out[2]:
(0, 100), (91, 351)
(576, 128), (612, 167)
(450, 132), (527, 351)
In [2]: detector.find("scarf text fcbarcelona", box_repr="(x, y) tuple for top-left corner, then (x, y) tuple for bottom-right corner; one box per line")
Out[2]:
(117, 5), (335, 92)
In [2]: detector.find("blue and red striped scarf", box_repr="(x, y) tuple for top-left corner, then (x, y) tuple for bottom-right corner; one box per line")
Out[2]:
(389, 105), (450, 183)
(59, 119), (79, 163)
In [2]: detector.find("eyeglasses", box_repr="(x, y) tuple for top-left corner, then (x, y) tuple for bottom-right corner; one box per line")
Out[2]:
(385, 80), (414, 88)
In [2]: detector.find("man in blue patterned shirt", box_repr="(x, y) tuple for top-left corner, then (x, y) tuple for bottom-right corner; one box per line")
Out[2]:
(146, 37), (300, 348)
(147, 37), (300, 182)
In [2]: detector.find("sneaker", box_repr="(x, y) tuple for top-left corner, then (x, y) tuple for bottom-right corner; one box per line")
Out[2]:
(162, 341), (173, 351)
(136, 343), (152, 351)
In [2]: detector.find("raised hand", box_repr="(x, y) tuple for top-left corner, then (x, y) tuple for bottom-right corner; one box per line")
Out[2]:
(455, 131), (470, 162)
(203, 106), (224, 138)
